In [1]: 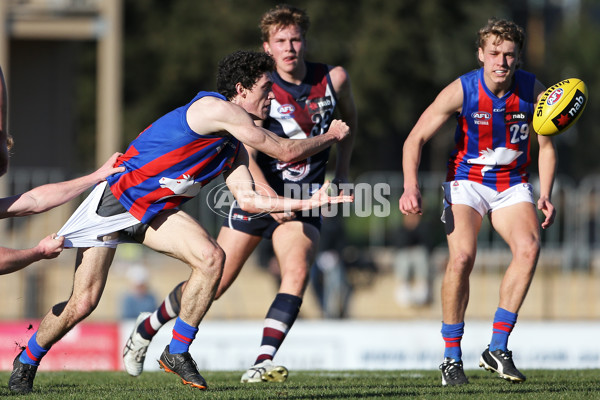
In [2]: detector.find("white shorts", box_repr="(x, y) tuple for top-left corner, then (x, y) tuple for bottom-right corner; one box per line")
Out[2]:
(57, 181), (142, 248)
(441, 180), (534, 222)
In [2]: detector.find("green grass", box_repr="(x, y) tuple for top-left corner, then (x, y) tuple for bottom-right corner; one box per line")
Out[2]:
(0, 369), (599, 399)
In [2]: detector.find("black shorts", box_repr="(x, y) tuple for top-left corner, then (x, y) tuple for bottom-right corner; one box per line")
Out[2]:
(223, 201), (322, 239)
(96, 183), (150, 243)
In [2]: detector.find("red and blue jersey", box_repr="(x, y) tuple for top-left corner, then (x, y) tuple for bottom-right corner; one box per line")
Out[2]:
(106, 91), (240, 224)
(256, 62), (337, 197)
(446, 68), (536, 192)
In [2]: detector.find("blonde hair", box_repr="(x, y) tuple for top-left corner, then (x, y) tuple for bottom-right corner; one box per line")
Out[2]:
(259, 4), (310, 42)
(477, 18), (525, 52)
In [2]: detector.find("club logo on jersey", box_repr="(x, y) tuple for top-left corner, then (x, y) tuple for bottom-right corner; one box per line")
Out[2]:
(306, 96), (333, 116)
(504, 112), (527, 124)
(471, 111), (491, 125)
(467, 147), (523, 176)
(277, 104), (295, 118)
(158, 174), (202, 200)
(546, 88), (564, 106)
(276, 159), (310, 182)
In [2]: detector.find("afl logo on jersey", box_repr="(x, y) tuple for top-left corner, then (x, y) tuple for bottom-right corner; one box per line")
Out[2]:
(471, 111), (491, 125)
(277, 104), (295, 118)
(546, 88), (564, 106)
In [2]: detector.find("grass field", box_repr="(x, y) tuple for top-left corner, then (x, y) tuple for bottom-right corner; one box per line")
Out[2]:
(0, 369), (599, 399)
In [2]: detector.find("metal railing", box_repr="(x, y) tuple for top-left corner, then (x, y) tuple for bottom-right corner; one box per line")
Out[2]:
(3, 168), (600, 271)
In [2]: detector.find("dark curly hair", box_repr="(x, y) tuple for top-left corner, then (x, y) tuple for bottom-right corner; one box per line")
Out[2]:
(217, 50), (275, 100)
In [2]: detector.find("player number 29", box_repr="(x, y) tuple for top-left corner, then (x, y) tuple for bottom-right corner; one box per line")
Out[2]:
(510, 124), (529, 144)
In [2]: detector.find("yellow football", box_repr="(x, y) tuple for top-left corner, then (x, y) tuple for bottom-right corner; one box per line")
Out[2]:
(533, 78), (588, 136)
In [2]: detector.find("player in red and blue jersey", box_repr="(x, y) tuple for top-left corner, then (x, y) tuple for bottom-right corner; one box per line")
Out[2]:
(106, 91), (242, 224)
(122, 5), (357, 384)
(446, 67), (536, 191)
(8, 50), (352, 394)
(400, 18), (557, 386)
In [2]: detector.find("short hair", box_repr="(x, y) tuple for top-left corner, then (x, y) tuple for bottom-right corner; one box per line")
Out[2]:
(477, 18), (525, 53)
(216, 50), (275, 100)
(259, 4), (310, 42)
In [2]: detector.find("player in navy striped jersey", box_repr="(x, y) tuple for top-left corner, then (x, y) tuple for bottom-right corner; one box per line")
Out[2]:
(123, 4), (357, 383)
(400, 18), (557, 386)
(9, 50), (352, 394)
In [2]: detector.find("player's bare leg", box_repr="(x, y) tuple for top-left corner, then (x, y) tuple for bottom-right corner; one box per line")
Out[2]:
(273, 220), (320, 297)
(441, 205), (482, 324)
(9, 243), (116, 393)
(123, 226), (260, 377)
(478, 202), (540, 383)
(241, 220), (319, 383)
(143, 209), (223, 326)
(215, 226), (262, 299)
(36, 246), (116, 347)
(491, 202), (541, 313)
(142, 209), (224, 389)
(439, 205), (481, 386)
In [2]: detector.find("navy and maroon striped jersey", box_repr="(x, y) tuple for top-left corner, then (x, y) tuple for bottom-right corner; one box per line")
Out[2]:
(257, 62), (337, 198)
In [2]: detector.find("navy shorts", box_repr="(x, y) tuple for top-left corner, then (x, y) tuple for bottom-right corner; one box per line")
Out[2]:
(223, 201), (322, 239)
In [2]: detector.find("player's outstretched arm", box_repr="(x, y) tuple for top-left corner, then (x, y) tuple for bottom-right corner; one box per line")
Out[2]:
(224, 148), (353, 214)
(236, 115), (349, 163)
(194, 98), (349, 163)
(0, 152), (125, 218)
(400, 78), (463, 215)
(244, 145), (296, 223)
(0, 234), (64, 275)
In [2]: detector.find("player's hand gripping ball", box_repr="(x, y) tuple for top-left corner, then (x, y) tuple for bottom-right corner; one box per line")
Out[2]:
(533, 78), (588, 136)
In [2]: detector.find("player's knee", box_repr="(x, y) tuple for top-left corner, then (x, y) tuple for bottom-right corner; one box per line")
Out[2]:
(70, 293), (101, 321)
(56, 296), (98, 327)
(448, 252), (475, 273)
(191, 245), (225, 277)
(515, 237), (541, 263)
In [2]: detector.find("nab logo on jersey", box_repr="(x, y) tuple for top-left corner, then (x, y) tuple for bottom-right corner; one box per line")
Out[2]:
(472, 111), (491, 125)
(306, 96), (333, 115)
(504, 112), (527, 124)
(278, 104), (295, 117)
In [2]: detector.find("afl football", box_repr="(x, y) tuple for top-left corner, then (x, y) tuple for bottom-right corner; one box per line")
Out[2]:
(533, 78), (587, 136)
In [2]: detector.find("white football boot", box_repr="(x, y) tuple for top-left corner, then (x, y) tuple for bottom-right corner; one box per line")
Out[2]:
(240, 359), (289, 383)
(123, 312), (152, 377)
